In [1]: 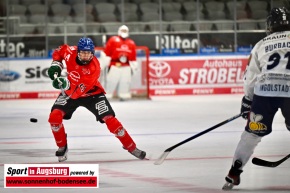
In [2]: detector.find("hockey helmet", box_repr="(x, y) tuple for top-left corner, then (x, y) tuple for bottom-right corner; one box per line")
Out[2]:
(77, 37), (95, 65)
(266, 7), (290, 35)
(118, 25), (129, 39)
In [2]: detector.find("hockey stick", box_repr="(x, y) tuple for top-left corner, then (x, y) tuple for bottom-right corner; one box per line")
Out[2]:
(154, 113), (242, 165)
(54, 73), (80, 101)
(252, 154), (290, 167)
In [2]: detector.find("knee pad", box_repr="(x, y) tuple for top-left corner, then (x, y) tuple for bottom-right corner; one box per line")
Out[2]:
(48, 109), (64, 131)
(241, 131), (262, 144)
(234, 131), (262, 168)
(104, 117), (125, 136)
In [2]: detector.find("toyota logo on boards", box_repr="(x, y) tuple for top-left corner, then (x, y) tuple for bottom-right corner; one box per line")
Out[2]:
(149, 61), (174, 85)
(149, 61), (171, 78)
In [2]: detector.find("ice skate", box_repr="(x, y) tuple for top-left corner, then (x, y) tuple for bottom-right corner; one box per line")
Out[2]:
(55, 144), (68, 162)
(129, 147), (146, 160)
(222, 160), (243, 190)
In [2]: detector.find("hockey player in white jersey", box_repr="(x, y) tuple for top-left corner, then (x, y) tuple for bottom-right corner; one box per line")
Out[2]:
(223, 7), (290, 190)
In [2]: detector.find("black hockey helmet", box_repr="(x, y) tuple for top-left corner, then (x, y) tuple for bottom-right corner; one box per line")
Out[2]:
(266, 7), (290, 35)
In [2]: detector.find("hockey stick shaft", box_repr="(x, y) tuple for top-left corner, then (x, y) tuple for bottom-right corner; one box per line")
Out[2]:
(54, 73), (81, 100)
(252, 153), (290, 167)
(154, 113), (242, 165)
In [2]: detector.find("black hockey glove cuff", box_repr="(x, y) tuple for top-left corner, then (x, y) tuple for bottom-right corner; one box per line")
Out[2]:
(241, 96), (252, 119)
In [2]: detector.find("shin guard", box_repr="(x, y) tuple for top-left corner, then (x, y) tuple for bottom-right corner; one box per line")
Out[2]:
(233, 131), (262, 169)
(48, 109), (67, 147)
(104, 116), (136, 152)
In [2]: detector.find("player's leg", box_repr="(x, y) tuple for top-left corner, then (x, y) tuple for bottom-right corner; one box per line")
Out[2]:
(85, 94), (146, 159)
(280, 97), (290, 132)
(48, 109), (68, 162)
(223, 131), (262, 190)
(223, 95), (278, 190)
(117, 66), (132, 100)
(104, 116), (146, 159)
(48, 96), (78, 162)
(105, 66), (121, 99)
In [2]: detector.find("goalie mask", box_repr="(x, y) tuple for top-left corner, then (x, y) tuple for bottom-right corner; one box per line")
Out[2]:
(77, 37), (95, 65)
(118, 25), (129, 39)
(266, 7), (290, 35)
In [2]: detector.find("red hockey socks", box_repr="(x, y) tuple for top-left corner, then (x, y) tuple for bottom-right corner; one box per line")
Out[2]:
(48, 109), (67, 148)
(104, 116), (136, 152)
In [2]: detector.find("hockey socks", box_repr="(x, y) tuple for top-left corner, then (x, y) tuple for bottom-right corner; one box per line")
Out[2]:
(104, 116), (136, 152)
(48, 109), (67, 148)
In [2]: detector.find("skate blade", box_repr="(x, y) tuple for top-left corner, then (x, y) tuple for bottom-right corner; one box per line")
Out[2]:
(58, 155), (67, 162)
(222, 182), (234, 190)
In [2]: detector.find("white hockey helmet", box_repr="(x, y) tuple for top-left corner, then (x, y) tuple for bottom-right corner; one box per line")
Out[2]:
(118, 25), (129, 39)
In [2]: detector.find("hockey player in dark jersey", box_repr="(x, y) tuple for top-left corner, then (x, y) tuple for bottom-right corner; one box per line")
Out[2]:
(223, 7), (290, 190)
(47, 37), (146, 162)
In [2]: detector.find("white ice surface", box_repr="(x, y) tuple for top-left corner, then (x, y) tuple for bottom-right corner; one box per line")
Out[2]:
(0, 94), (289, 193)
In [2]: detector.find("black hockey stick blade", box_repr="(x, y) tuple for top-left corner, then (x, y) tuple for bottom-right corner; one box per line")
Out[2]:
(154, 113), (242, 165)
(252, 154), (290, 168)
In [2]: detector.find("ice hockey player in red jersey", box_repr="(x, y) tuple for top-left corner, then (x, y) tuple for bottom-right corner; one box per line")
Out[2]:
(100, 25), (138, 100)
(47, 37), (146, 162)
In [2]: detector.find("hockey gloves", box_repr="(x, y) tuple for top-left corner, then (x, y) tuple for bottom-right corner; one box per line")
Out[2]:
(48, 65), (62, 80)
(48, 61), (64, 80)
(241, 96), (252, 119)
(52, 77), (70, 90)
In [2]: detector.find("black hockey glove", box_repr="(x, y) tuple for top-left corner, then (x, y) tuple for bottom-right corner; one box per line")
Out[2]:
(241, 96), (252, 119)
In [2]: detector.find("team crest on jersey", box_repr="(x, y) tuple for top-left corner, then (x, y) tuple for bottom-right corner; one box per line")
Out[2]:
(119, 55), (128, 63)
(69, 71), (80, 82)
(248, 112), (267, 133)
(82, 67), (90, 75)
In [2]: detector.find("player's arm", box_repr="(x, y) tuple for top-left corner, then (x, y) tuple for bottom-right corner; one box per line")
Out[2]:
(99, 37), (114, 69)
(47, 45), (70, 91)
(241, 44), (261, 119)
(99, 50), (111, 69)
(47, 46), (66, 80)
(243, 46), (261, 100)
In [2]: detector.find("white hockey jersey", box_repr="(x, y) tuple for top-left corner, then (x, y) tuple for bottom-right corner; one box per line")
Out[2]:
(244, 31), (290, 100)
